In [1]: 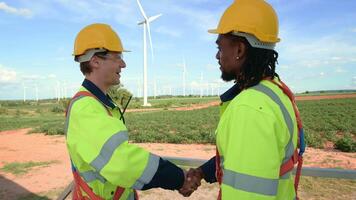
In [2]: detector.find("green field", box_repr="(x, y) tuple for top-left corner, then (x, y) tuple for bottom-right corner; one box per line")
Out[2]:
(0, 97), (355, 151)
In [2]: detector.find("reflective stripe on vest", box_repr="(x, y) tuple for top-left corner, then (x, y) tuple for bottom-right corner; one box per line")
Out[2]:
(90, 131), (129, 172)
(251, 84), (295, 165)
(80, 170), (106, 183)
(132, 154), (160, 190)
(67, 91), (129, 200)
(223, 168), (279, 196)
(65, 95), (86, 135)
(128, 192), (135, 200)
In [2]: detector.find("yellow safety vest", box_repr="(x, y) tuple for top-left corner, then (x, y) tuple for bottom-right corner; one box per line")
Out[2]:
(66, 87), (159, 200)
(216, 79), (298, 200)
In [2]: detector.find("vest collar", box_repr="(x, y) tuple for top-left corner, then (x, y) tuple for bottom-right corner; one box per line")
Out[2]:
(82, 79), (116, 109)
(220, 83), (241, 102)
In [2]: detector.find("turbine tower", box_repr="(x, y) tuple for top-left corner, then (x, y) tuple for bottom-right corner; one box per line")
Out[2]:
(182, 57), (187, 97)
(200, 72), (203, 98)
(22, 83), (27, 102)
(136, 0), (162, 106)
(35, 83), (39, 102)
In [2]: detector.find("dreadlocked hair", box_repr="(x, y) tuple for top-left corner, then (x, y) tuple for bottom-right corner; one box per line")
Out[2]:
(228, 33), (279, 90)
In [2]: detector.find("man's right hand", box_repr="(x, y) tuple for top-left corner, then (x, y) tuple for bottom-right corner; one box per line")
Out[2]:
(178, 168), (204, 197)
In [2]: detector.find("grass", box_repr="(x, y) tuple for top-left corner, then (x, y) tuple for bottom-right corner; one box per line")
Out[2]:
(127, 96), (219, 109)
(138, 176), (356, 200)
(1, 161), (57, 175)
(0, 97), (355, 151)
(298, 176), (356, 200)
(297, 98), (356, 149)
(126, 106), (219, 144)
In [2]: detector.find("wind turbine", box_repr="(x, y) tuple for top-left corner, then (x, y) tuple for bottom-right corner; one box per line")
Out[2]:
(22, 82), (27, 102)
(200, 72), (203, 98)
(154, 78), (157, 99)
(35, 83), (39, 102)
(182, 57), (187, 97)
(56, 81), (61, 102)
(136, 0), (162, 106)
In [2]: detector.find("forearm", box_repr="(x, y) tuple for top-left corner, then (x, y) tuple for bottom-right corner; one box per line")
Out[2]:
(142, 158), (185, 190)
(199, 156), (217, 183)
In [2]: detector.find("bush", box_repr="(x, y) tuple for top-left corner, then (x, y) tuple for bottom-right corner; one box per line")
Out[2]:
(0, 107), (8, 114)
(30, 121), (65, 135)
(334, 134), (356, 152)
(51, 105), (64, 113)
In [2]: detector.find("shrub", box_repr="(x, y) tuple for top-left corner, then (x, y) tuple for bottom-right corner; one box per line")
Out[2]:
(0, 107), (8, 114)
(30, 121), (65, 135)
(334, 134), (356, 152)
(51, 105), (65, 113)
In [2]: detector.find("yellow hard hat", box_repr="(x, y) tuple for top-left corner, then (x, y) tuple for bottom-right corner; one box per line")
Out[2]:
(209, 0), (280, 45)
(73, 23), (128, 57)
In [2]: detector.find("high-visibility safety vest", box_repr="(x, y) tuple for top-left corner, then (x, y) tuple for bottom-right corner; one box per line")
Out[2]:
(65, 87), (159, 200)
(215, 79), (305, 200)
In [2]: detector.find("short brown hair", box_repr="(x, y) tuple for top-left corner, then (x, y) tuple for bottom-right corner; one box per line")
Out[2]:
(80, 61), (92, 75)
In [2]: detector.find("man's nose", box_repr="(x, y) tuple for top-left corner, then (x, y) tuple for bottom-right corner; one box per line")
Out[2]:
(119, 59), (126, 68)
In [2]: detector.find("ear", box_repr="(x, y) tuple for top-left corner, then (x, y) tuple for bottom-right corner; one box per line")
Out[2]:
(89, 56), (101, 70)
(236, 41), (247, 59)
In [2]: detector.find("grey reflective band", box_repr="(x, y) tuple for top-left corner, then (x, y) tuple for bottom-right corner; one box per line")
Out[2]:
(65, 96), (86, 136)
(80, 170), (106, 183)
(128, 192), (135, 200)
(223, 168), (278, 196)
(75, 48), (107, 63)
(232, 31), (276, 50)
(251, 84), (295, 164)
(132, 154), (160, 190)
(90, 131), (129, 171)
(280, 172), (291, 179)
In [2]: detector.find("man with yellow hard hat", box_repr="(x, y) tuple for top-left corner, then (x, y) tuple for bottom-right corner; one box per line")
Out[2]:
(65, 23), (198, 200)
(180, 0), (306, 199)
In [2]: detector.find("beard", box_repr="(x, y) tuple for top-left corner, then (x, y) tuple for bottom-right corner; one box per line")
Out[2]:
(221, 71), (236, 82)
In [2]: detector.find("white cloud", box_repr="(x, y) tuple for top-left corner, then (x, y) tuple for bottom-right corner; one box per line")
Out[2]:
(21, 75), (42, 80)
(352, 76), (356, 85)
(319, 72), (325, 76)
(48, 74), (57, 79)
(205, 63), (218, 71)
(331, 56), (342, 61)
(0, 65), (17, 83)
(0, 2), (32, 18)
(167, 4), (222, 39)
(279, 65), (290, 69)
(335, 67), (346, 73)
(155, 26), (182, 38)
(278, 31), (356, 70)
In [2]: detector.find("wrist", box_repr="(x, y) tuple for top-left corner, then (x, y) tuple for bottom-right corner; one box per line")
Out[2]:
(196, 167), (205, 180)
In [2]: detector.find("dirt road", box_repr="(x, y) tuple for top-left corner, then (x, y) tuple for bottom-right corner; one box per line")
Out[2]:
(0, 129), (355, 199)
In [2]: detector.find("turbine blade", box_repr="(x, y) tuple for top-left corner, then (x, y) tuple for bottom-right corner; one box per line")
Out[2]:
(148, 14), (162, 23)
(146, 22), (154, 60)
(136, 0), (148, 20)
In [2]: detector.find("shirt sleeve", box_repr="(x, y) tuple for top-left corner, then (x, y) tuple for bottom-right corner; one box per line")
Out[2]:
(199, 156), (217, 183)
(142, 158), (184, 190)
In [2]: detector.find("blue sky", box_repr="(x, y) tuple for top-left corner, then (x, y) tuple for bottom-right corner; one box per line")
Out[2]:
(0, 0), (355, 100)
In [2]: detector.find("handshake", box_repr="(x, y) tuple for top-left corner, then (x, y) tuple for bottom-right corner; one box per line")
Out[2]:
(178, 167), (205, 197)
